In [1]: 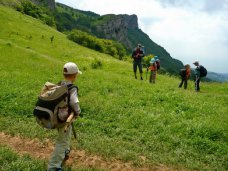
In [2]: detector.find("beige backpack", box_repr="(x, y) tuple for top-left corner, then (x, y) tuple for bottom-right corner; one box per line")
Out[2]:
(33, 82), (77, 129)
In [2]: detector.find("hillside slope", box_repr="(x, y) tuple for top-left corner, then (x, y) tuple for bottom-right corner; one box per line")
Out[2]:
(0, 0), (184, 75)
(0, 5), (228, 171)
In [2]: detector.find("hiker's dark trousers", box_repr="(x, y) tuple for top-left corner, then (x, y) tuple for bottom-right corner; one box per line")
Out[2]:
(179, 77), (188, 89)
(195, 77), (201, 91)
(133, 61), (142, 73)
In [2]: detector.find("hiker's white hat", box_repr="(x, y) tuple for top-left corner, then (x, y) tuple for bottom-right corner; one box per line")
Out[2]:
(150, 58), (155, 64)
(63, 62), (82, 75)
(137, 44), (142, 47)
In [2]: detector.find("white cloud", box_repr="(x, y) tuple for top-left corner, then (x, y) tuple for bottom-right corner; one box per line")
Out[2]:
(56, 0), (228, 73)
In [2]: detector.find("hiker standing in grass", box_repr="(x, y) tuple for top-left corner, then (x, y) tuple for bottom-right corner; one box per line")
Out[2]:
(179, 64), (191, 89)
(132, 44), (144, 80)
(148, 58), (157, 83)
(193, 61), (201, 92)
(48, 62), (82, 171)
(193, 61), (208, 92)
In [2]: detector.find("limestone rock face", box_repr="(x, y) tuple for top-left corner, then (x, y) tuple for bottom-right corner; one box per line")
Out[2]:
(47, 0), (55, 10)
(31, 0), (55, 10)
(123, 14), (138, 29)
(96, 14), (138, 50)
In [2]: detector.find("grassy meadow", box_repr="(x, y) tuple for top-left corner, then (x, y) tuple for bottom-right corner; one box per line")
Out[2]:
(0, 5), (228, 171)
(0, 145), (104, 171)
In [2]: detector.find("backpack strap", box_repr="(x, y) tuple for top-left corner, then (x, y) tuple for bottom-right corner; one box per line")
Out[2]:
(67, 84), (78, 115)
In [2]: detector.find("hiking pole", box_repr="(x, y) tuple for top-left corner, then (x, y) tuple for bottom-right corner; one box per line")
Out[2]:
(71, 122), (77, 139)
(194, 76), (199, 84)
(146, 67), (148, 80)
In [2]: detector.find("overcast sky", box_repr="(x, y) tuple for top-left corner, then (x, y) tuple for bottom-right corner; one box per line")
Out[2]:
(56, 0), (228, 73)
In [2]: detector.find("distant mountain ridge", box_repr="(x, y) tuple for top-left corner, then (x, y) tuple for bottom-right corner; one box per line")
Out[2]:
(207, 72), (228, 82)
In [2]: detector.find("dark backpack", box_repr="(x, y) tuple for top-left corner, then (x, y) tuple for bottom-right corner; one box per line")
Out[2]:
(180, 69), (186, 77)
(156, 60), (160, 70)
(199, 65), (207, 77)
(33, 82), (77, 129)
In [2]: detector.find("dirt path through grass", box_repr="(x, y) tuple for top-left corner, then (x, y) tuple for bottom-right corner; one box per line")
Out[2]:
(0, 132), (176, 171)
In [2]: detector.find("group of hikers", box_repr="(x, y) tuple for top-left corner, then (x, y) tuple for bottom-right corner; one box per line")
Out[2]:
(131, 44), (207, 92)
(34, 44), (207, 171)
(178, 61), (207, 91)
(132, 44), (160, 83)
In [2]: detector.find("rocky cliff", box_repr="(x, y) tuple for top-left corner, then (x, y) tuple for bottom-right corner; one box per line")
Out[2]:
(47, 0), (55, 10)
(32, 0), (55, 10)
(95, 14), (138, 50)
(94, 14), (183, 73)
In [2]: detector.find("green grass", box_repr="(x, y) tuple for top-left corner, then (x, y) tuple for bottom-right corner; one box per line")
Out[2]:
(0, 145), (47, 171)
(0, 0), (20, 6)
(0, 145), (105, 171)
(0, 5), (228, 171)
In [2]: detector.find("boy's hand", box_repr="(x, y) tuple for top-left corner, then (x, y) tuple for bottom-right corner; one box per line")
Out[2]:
(66, 113), (74, 123)
(64, 113), (75, 132)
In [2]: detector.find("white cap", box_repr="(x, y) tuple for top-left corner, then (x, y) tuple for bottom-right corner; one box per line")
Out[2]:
(63, 62), (82, 75)
(150, 58), (155, 64)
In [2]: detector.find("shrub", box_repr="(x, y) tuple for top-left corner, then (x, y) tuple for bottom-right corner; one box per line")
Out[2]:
(68, 29), (126, 59)
(20, 1), (42, 18)
(15, 1), (56, 28)
(91, 58), (102, 69)
(142, 54), (154, 67)
(43, 15), (56, 27)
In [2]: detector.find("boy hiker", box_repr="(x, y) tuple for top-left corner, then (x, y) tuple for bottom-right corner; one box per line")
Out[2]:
(48, 62), (82, 171)
(132, 44), (144, 80)
(179, 64), (191, 89)
(149, 58), (157, 83)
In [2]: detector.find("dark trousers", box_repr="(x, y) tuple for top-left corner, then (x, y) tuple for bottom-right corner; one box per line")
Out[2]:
(179, 77), (188, 89)
(133, 61), (142, 73)
(195, 77), (201, 91)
